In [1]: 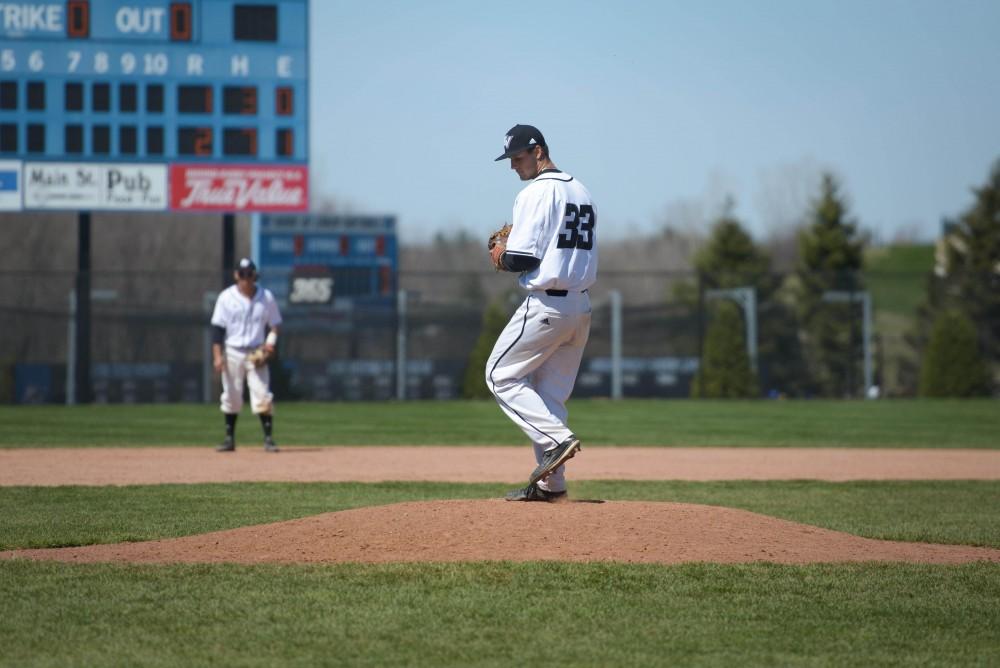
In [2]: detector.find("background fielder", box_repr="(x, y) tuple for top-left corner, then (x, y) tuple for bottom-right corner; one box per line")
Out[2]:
(211, 258), (283, 452)
(488, 124), (599, 502)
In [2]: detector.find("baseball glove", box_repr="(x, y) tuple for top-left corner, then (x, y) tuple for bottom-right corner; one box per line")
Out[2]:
(488, 223), (512, 271)
(247, 345), (271, 367)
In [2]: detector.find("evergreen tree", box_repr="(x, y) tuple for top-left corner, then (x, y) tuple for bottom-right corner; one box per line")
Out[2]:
(694, 204), (808, 396)
(904, 160), (1000, 395)
(917, 159), (1000, 373)
(919, 310), (991, 396)
(691, 301), (757, 398)
(795, 173), (867, 396)
(694, 204), (773, 294)
(461, 299), (510, 399)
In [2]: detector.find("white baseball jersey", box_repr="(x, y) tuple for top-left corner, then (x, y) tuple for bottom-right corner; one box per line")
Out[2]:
(211, 284), (282, 349)
(505, 170), (598, 292)
(487, 167), (598, 494)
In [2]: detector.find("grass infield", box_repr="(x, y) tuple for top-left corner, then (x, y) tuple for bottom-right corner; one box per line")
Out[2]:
(2, 398), (999, 448)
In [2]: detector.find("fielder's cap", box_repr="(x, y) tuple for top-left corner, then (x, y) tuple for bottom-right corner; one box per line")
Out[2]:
(494, 124), (546, 161)
(236, 258), (257, 274)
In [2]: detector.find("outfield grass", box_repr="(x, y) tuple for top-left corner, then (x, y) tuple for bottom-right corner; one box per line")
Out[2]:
(3, 481), (998, 550)
(864, 244), (934, 318)
(2, 398), (998, 447)
(4, 396), (998, 666)
(2, 560), (998, 667)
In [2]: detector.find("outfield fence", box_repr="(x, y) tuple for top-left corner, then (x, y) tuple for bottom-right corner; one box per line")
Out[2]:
(1, 268), (953, 403)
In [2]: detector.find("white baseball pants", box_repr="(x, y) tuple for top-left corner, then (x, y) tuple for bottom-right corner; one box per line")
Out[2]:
(487, 291), (591, 492)
(220, 347), (274, 415)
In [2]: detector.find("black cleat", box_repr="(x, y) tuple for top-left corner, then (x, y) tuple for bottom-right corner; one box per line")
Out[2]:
(216, 436), (235, 452)
(528, 436), (581, 486)
(263, 436), (279, 453)
(504, 483), (567, 502)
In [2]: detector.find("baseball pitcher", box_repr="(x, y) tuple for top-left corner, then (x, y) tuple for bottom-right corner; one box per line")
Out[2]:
(210, 258), (283, 452)
(488, 124), (598, 501)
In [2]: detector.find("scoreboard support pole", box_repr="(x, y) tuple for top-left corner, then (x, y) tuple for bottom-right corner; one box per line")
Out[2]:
(75, 212), (92, 404)
(222, 213), (236, 287)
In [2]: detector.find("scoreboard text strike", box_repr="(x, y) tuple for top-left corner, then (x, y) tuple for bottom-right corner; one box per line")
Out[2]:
(0, 0), (308, 212)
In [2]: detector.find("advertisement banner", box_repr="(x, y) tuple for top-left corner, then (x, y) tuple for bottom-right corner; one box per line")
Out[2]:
(170, 164), (308, 212)
(0, 161), (22, 211)
(23, 163), (167, 210)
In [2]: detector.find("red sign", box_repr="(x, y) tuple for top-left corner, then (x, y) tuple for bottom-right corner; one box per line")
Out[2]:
(169, 164), (308, 212)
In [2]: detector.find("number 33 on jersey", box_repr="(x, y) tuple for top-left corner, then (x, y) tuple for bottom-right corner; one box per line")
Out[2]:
(505, 170), (598, 293)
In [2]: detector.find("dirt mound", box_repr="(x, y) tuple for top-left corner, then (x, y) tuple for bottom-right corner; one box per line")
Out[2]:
(4, 500), (999, 565)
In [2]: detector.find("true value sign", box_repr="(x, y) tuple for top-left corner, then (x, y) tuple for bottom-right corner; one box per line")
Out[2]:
(170, 165), (307, 212)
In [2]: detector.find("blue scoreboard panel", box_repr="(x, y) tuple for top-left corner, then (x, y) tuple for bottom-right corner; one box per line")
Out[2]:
(257, 213), (398, 309)
(0, 0), (308, 212)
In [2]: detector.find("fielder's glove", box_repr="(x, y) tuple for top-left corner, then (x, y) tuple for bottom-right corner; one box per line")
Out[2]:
(247, 345), (272, 368)
(488, 223), (512, 271)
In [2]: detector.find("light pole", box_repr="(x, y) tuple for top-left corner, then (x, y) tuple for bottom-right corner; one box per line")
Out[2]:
(705, 286), (758, 374)
(66, 289), (118, 405)
(609, 290), (623, 399)
(822, 290), (874, 398)
(396, 289), (407, 400)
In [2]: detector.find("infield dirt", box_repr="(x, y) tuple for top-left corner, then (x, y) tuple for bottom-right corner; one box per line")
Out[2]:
(4, 446), (999, 566)
(4, 499), (1000, 565)
(3, 446), (1000, 486)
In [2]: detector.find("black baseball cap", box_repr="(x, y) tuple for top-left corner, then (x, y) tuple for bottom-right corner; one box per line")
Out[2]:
(236, 258), (257, 274)
(494, 124), (546, 161)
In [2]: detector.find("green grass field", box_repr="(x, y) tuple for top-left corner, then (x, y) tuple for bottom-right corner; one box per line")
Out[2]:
(864, 244), (935, 318)
(3, 561), (997, 667)
(3, 398), (999, 447)
(2, 399), (999, 666)
(863, 244), (936, 398)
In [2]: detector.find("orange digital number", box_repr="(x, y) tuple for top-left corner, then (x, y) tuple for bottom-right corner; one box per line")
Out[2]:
(243, 88), (257, 114)
(242, 128), (257, 155)
(276, 87), (293, 115)
(195, 128), (212, 156)
(68, 1), (89, 38)
(170, 2), (192, 41)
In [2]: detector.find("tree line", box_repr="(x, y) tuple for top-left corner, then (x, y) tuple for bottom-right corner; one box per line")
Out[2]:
(692, 160), (1000, 398)
(463, 159), (1000, 399)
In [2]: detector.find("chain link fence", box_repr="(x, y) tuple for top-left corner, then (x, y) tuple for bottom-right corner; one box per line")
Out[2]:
(2, 268), (949, 403)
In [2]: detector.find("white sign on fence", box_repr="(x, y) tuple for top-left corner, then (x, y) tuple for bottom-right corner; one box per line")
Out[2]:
(23, 163), (167, 210)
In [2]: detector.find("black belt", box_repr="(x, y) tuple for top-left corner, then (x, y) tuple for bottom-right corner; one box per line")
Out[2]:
(544, 289), (587, 297)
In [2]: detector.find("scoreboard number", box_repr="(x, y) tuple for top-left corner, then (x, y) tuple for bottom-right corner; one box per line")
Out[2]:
(288, 276), (334, 304)
(177, 126), (212, 155)
(223, 86), (257, 115)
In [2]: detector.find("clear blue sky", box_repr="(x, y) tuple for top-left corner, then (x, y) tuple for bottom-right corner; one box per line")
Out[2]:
(309, 0), (1000, 244)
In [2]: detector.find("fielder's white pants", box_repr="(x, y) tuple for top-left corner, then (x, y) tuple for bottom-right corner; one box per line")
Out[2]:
(220, 347), (274, 415)
(486, 291), (591, 493)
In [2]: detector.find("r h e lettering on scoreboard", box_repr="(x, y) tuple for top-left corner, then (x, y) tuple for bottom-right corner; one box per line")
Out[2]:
(0, 0), (308, 212)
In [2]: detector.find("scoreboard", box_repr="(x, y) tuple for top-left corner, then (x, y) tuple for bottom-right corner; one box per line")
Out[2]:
(256, 213), (398, 309)
(0, 0), (308, 212)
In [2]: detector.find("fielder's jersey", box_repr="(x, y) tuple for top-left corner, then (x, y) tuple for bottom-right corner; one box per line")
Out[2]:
(505, 170), (598, 292)
(210, 284), (283, 349)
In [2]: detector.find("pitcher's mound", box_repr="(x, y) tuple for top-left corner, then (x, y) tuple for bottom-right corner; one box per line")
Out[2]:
(4, 500), (999, 565)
